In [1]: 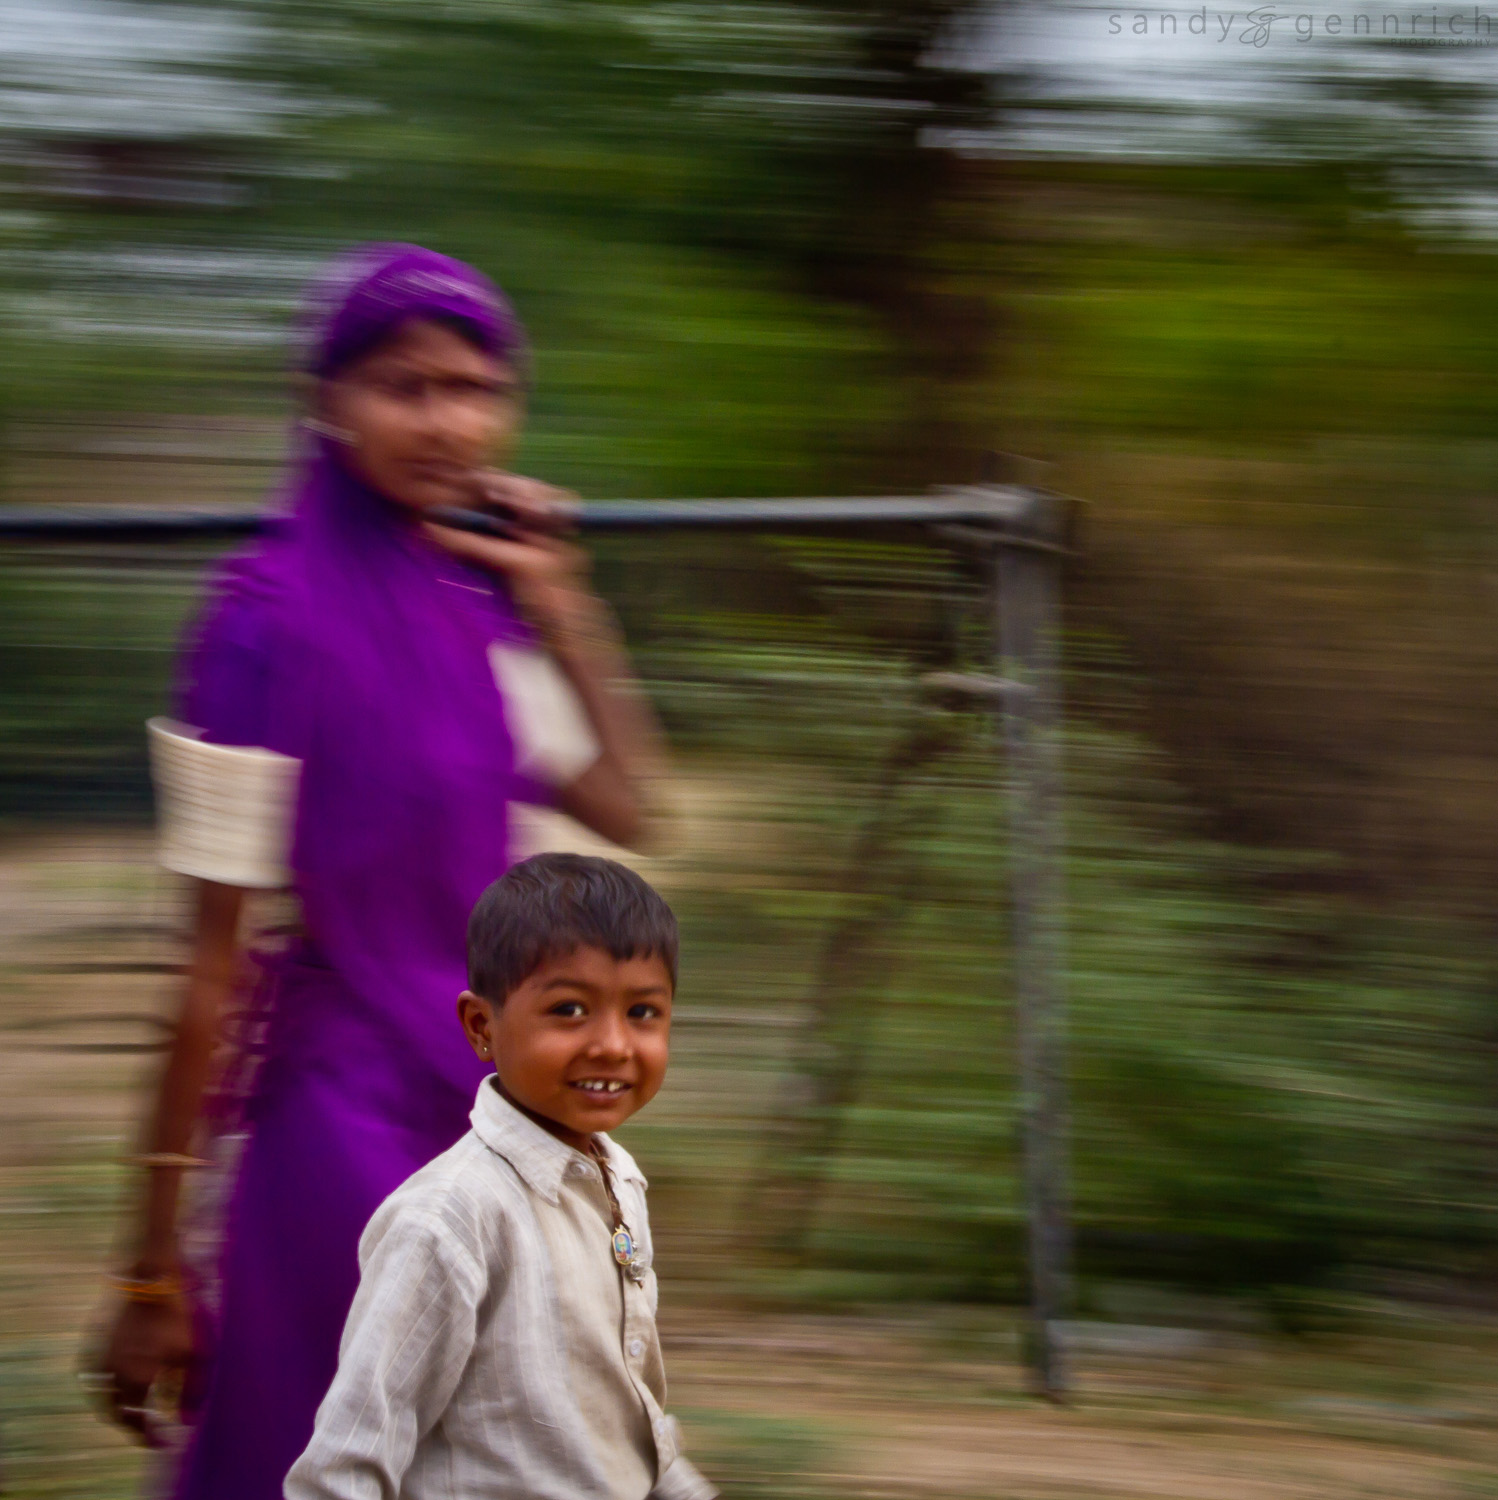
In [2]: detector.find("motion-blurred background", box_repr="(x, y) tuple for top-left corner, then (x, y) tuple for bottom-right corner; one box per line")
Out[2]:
(4, 3), (1498, 1496)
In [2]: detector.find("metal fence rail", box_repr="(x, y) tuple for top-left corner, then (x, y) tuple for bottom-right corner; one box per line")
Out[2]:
(0, 487), (1061, 540)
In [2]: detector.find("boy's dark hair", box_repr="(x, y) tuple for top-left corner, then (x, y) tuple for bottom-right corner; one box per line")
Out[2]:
(467, 852), (678, 1002)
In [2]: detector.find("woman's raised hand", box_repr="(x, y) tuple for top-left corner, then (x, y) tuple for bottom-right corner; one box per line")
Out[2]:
(472, 469), (579, 535)
(421, 471), (603, 648)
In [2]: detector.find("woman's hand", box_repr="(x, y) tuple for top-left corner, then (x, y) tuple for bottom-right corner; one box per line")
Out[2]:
(94, 1287), (196, 1448)
(471, 469), (579, 537)
(422, 475), (603, 649)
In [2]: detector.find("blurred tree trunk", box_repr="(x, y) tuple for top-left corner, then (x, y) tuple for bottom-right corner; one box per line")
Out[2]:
(677, 1), (1006, 489)
(790, 3), (1004, 488)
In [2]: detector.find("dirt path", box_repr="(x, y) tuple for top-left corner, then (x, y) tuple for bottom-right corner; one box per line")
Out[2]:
(660, 1307), (1498, 1498)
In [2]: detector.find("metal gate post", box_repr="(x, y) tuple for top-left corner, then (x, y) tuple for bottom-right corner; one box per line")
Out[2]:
(994, 489), (1071, 1400)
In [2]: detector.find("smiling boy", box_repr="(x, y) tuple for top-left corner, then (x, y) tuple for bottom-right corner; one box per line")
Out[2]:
(284, 853), (714, 1500)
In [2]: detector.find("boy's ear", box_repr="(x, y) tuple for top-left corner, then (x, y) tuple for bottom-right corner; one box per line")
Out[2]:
(456, 989), (496, 1062)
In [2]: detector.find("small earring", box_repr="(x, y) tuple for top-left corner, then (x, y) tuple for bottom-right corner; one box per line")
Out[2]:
(302, 416), (358, 447)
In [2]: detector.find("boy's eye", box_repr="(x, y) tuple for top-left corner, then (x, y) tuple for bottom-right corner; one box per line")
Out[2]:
(627, 1002), (663, 1021)
(548, 1000), (586, 1018)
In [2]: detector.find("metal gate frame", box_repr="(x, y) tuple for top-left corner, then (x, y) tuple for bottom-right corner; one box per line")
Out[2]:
(0, 485), (1075, 1397)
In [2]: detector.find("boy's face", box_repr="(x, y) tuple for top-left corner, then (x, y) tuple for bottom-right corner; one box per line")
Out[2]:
(457, 945), (672, 1149)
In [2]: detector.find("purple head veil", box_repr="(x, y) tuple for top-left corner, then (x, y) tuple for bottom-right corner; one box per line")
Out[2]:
(185, 244), (534, 1127)
(296, 241), (527, 379)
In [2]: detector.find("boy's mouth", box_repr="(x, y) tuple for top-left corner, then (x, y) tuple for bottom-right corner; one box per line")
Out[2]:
(569, 1079), (630, 1096)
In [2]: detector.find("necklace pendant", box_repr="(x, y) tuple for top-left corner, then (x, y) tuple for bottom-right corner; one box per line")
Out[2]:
(611, 1227), (636, 1267)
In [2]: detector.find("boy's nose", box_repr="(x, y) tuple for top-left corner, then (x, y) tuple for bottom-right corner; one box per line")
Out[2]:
(584, 1014), (631, 1060)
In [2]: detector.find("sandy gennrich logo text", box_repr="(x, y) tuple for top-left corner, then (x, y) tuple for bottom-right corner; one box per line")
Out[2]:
(1105, 5), (1496, 45)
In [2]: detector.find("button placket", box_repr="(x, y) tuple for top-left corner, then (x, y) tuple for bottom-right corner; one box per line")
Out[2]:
(617, 1270), (673, 1468)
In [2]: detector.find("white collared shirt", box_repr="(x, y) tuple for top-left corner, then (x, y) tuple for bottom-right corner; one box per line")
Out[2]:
(284, 1080), (715, 1500)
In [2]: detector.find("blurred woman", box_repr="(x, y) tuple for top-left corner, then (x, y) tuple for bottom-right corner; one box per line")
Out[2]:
(94, 244), (662, 1498)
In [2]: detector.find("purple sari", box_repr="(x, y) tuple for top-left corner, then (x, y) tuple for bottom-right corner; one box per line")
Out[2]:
(169, 246), (537, 1499)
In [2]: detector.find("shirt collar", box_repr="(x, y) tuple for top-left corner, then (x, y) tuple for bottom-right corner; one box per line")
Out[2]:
(470, 1077), (646, 1202)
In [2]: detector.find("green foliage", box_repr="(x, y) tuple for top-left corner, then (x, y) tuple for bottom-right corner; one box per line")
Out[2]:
(1014, 231), (1498, 451)
(608, 541), (1498, 1299)
(0, 554), (199, 811)
(676, 1409), (833, 1500)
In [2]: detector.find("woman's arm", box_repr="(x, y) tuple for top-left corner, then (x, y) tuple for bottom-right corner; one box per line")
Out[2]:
(531, 588), (667, 850)
(98, 878), (244, 1444)
(422, 504), (668, 851)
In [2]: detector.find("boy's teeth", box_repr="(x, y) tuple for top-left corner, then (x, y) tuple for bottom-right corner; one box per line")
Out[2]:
(575, 1080), (627, 1093)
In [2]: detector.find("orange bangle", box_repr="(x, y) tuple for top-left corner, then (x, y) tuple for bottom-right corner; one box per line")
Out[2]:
(109, 1272), (184, 1306)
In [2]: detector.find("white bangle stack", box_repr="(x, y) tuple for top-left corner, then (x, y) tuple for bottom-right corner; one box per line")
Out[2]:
(146, 717), (301, 889)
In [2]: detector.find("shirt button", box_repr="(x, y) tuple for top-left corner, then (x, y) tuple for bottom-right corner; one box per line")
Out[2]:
(568, 1160), (590, 1177)
(628, 1338), (643, 1358)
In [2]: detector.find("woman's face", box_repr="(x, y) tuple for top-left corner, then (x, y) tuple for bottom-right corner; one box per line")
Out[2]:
(317, 317), (524, 513)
